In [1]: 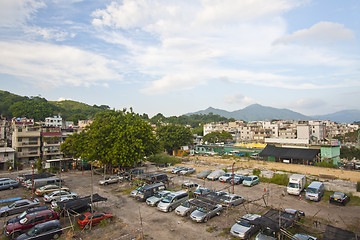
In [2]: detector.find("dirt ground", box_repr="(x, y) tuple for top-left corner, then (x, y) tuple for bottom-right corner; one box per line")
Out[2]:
(1, 157), (360, 240)
(184, 155), (360, 183)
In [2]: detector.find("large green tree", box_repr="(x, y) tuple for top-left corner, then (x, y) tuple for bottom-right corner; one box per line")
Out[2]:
(61, 109), (159, 168)
(156, 124), (193, 155)
(203, 130), (233, 143)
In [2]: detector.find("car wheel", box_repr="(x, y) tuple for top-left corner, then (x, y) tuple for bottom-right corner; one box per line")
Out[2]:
(104, 182), (108, 186)
(106, 218), (112, 223)
(3, 212), (9, 217)
(53, 233), (60, 239)
(203, 217), (208, 223)
(10, 186), (14, 190)
(12, 231), (20, 238)
(84, 224), (90, 230)
(168, 207), (173, 212)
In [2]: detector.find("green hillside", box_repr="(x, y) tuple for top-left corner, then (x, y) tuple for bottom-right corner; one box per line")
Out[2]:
(0, 90), (108, 122)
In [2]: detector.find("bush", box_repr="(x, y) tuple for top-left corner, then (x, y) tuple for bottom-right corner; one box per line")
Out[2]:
(357, 182), (360, 192)
(315, 161), (338, 168)
(147, 153), (181, 166)
(260, 173), (289, 186)
(253, 169), (261, 176)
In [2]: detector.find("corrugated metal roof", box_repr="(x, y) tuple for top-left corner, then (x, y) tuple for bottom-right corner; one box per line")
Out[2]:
(259, 145), (319, 161)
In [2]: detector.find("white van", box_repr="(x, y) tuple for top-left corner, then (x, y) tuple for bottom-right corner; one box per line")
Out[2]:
(26, 177), (63, 189)
(287, 174), (306, 195)
(157, 191), (188, 212)
(305, 181), (324, 201)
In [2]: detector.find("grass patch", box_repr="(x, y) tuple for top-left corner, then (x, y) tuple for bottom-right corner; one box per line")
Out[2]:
(217, 228), (230, 237)
(147, 153), (181, 166)
(206, 226), (214, 233)
(260, 173), (289, 186)
(252, 169), (261, 176)
(120, 186), (138, 195)
(348, 193), (360, 206)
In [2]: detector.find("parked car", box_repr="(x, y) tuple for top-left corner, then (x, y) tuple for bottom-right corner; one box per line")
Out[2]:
(207, 170), (225, 181)
(179, 167), (196, 175)
(0, 199), (40, 217)
(0, 179), (19, 190)
(0, 177), (11, 182)
(230, 214), (261, 239)
(146, 190), (171, 207)
(219, 173), (235, 182)
(243, 175), (259, 187)
(35, 184), (70, 196)
(157, 191), (188, 212)
(230, 175), (245, 185)
(171, 166), (186, 174)
(329, 192), (350, 206)
(175, 199), (197, 217)
(16, 219), (63, 240)
(51, 196), (78, 209)
(190, 204), (223, 223)
(43, 190), (79, 203)
(221, 194), (245, 207)
(181, 181), (200, 192)
(77, 211), (113, 229)
(291, 233), (318, 240)
(4, 209), (60, 238)
(194, 187), (213, 198)
(98, 175), (123, 185)
(7, 206), (50, 225)
(130, 186), (143, 198)
(196, 170), (212, 179)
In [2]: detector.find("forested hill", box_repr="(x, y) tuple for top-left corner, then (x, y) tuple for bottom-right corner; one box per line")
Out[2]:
(0, 91), (230, 130)
(0, 90), (109, 122)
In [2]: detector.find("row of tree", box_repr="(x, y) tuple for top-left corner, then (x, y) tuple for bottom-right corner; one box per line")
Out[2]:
(60, 109), (193, 168)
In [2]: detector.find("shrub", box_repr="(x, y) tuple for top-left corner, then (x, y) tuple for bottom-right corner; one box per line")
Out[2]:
(253, 169), (261, 176)
(357, 182), (360, 192)
(315, 161), (338, 168)
(147, 153), (181, 166)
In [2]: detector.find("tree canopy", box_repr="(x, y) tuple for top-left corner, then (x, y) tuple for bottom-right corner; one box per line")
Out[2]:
(156, 124), (193, 155)
(203, 130), (233, 144)
(61, 109), (159, 168)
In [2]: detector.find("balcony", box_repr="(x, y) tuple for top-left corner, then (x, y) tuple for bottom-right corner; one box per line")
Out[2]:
(20, 141), (40, 147)
(17, 151), (40, 158)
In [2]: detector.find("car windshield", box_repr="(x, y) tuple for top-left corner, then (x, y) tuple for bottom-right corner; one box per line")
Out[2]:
(306, 187), (317, 193)
(19, 217), (28, 225)
(262, 228), (276, 237)
(161, 195), (173, 203)
(105, 177), (110, 180)
(223, 196), (232, 201)
(244, 177), (252, 181)
(26, 227), (38, 237)
(39, 186), (46, 190)
(238, 219), (251, 227)
(78, 214), (86, 221)
(288, 183), (299, 188)
(154, 192), (162, 198)
(198, 207), (207, 213)
(181, 201), (191, 208)
(8, 202), (16, 208)
(333, 193), (344, 198)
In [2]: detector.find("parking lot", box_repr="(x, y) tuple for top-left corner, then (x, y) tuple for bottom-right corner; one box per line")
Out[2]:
(1, 164), (360, 239)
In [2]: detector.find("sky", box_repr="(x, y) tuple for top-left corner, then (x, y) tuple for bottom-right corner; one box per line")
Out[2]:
(0, 0), (359, 118)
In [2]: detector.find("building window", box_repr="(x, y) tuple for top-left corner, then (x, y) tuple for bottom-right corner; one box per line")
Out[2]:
(18, 129), (22, 132)
(18, 137), (22, 142)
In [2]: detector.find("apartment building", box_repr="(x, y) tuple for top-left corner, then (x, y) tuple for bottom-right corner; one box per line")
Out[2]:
(41, 127), (63, 162)
(45, 115), (62, 128)
(11, 118), (41, 166)
(0, 147), (15, 170)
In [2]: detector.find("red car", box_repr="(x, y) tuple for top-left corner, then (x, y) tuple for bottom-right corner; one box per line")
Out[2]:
(4, 209), (60, 238)
(77, 211), (113, 229)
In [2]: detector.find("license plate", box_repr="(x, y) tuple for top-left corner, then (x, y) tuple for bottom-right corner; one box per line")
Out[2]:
(334, 198), (338, 201)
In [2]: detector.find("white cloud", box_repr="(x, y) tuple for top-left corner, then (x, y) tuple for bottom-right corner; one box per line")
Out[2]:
(223, 94), (254, 105)
(90, 0), (359, 95)
(0, 0), (45, 27)
(274, 21), (354, 45)
(140, 73), (207, 95)
(0, 41), (123, 88)
(24, 26), (75, 41)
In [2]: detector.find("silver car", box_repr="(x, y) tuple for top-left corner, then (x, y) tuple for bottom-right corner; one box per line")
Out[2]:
(190, 204), (223, 223)
(43, 190), (78, 203)
(99, 175), (123, 185)
(230, 214), (261, 239)
(146, 190), (171, 207)
(175, 199), (197, 217)
(221, 194), (245, 207)
(179, 167), (196, 175)
(291, 233), (317, 240)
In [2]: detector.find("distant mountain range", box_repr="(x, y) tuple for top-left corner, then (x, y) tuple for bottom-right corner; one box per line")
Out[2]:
(186, 104), (360, 123)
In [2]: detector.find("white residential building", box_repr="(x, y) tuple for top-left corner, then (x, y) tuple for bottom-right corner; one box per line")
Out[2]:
(45, 115), (62, 128)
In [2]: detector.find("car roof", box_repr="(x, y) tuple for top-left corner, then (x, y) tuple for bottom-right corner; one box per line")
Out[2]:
(35, 219), (61, 228)
(27, 209), (53, 217)
(241, 213), (261, 221)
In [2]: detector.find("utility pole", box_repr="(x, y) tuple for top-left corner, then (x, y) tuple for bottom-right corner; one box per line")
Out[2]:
(31, 164), (34, 200)
(232, 162), (235, 194)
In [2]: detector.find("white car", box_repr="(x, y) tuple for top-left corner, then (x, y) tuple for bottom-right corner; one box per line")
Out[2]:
(207, 170), (225, 181)
(218, 173), (235, 182)
(43, 190), (78, 203)
(98, 175), (123, 185)
(230, 214), (261, 239)
(50, 196), (76, 209)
